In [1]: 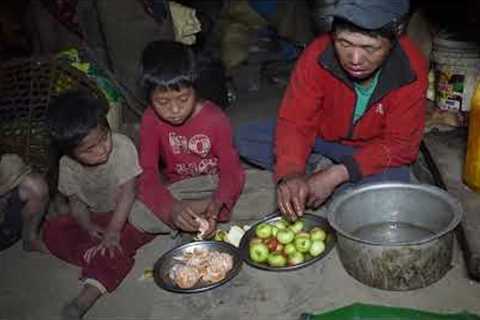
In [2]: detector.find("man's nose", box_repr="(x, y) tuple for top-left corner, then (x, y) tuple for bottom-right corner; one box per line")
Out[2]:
(351, 48), (363, 65)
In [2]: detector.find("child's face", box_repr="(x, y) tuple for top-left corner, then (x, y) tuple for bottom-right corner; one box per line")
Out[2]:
(72, 124), (113, 166)
(151, 87), (198, 126)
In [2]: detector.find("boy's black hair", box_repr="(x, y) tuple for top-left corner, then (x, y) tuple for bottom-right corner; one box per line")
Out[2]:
(140, 40), (198, 99)
(332, 16), (407, 43)
(47, 90), (109, 155)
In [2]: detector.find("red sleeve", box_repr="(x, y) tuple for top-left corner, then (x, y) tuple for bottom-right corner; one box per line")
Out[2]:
(137, 109), (176, 227)
(210, 111), (246, 222)
(274, 40), (325, 181)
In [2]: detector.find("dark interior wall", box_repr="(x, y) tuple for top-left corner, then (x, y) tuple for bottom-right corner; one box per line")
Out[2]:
(412, 0), (480, 33)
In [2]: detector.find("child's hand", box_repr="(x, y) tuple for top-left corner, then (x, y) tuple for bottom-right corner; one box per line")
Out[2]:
(83, 229), (122, 263)
(84, 223), (104, 240)
(200, 200), (222, 239)
(171, 200), (201, 232)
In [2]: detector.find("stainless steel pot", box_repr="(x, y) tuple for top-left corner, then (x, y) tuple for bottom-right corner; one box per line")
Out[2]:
(327, 182), (463, 291)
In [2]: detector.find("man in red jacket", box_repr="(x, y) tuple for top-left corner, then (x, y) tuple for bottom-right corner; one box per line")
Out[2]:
(235, 0), (428, 220)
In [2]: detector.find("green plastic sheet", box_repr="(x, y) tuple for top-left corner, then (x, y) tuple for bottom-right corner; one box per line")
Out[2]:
(302, 303), (480, 320)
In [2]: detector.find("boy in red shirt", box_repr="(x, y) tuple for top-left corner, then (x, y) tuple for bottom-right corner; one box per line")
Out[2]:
(133, 41), (246, 238)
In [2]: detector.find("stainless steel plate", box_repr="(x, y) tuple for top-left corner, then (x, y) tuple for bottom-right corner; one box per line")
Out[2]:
(239, 212), (336, 271)
(153, 241), (243, 293)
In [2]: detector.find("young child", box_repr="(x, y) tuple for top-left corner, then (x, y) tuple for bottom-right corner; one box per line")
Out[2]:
(44, 91), (155, 320)
(0, 153), (48, 252)
(131, 41), (245, 238)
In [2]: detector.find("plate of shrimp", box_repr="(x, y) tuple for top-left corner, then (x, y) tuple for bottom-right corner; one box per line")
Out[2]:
(153, 241), (243, 293)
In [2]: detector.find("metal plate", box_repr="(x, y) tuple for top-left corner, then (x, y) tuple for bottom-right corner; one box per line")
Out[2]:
(239, 212), (336, 271)
(153, 241), (243, 293)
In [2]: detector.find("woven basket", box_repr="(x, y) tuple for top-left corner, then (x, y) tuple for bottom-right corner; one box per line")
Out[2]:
(0, 56), (108, 192)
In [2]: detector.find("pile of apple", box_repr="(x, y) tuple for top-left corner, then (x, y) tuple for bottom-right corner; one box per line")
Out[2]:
(248, 218), (327, 267)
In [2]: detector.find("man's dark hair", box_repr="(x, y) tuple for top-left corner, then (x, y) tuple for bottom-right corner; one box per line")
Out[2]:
(332, 16), (407, 42)
(47, 90), (109, 155)
(141, 40), (197, 99)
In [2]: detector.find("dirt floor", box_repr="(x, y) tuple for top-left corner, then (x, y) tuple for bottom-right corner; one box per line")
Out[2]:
(1, 66), (480, 320)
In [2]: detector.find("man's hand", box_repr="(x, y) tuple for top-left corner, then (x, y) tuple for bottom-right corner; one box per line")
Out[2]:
(276, 174), (309, 221)
(171, 200), (201, 232)
(307, 165), (349, 209)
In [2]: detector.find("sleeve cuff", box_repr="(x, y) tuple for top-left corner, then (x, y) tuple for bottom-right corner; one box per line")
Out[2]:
(339, 156), (362, 182)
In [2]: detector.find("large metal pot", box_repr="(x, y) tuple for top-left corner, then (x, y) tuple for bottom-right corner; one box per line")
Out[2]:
(327, 182), (463, 290)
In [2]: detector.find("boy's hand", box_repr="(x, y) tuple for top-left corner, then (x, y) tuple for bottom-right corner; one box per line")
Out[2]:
(83, 228), (122, 263)
(198, 200), (222, 239)
(84, 223), (104, 240)
(171, 200), (201, 232)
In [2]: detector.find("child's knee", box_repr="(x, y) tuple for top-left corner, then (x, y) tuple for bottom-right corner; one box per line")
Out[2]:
(20, 174), (49, 203)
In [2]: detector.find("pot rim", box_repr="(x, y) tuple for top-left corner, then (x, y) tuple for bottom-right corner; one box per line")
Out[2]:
(327, 182), (463, 246)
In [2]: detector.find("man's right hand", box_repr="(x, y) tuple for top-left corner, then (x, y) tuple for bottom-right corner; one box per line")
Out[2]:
(276, 174), (309, 221)
(171, 200), (201, 232)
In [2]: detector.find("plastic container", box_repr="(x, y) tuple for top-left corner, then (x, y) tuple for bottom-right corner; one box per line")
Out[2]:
(432, 33), (480, 112)
(463, 82), (480, 191)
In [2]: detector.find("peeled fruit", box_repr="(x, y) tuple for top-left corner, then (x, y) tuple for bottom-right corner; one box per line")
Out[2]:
(294, 236), (312, 253)
(288, 251), (305, 265)
(276, 229), (295, 244)
(309, 240), (326, 257)
(255, 223), (272, 239)
(310, 227), (327, 242)
(268, 252), (287, 267)
(249, 243), (269, 263)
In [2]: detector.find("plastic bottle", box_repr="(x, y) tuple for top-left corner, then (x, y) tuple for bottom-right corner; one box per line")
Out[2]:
(463, 82), (480, 191)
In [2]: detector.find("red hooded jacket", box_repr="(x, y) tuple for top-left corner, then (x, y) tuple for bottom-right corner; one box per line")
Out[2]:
(275, 34), (428, 182)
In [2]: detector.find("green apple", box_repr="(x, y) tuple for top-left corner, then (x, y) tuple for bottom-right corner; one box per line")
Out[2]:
(267, 252), (287, 267)
(249, 237), (263, 247)
(294, 235), (312, 253)
(249, 242), (269, 263)
(255, 223), (272, 239)
(214, 229), (227, 242)
(276, 228), (295, 244)
(288, 251), (305, 265)
(289, 220), (304, 234)
(283, 243), (296, 256)
(273, 219), (288, 230)
(310, 227), (327, 242)
(271, 225), (279, 237)
(296, 231), (310, 239)
(309, 239), (326, 257)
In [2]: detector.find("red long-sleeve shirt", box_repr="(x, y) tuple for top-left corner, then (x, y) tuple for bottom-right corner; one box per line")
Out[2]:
(138, 101), (245, 227)
(275, 34), (428, 182)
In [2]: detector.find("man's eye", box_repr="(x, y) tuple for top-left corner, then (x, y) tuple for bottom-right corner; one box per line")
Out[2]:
(179, 97), (189, 103)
